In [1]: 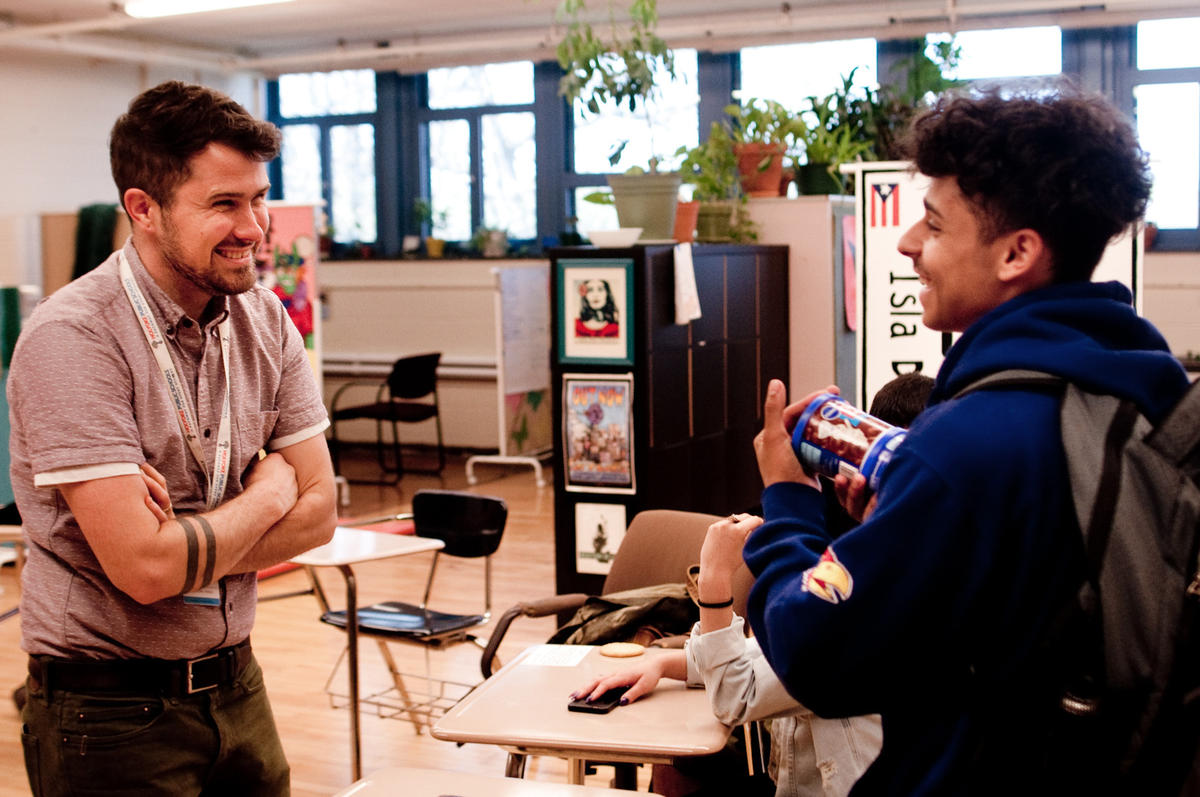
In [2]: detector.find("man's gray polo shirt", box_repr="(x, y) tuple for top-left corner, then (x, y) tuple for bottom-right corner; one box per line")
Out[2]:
(8, 240), (329, 659)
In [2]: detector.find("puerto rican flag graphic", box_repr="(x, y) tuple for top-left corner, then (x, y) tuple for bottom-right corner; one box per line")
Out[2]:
(871, 183), (900, 227)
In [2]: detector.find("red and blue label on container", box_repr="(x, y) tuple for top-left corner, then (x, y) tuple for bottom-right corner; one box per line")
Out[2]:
(790, 393), (906, 491)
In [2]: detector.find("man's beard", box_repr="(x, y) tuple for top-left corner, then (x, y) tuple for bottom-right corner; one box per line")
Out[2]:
(160, 215), (259, 298)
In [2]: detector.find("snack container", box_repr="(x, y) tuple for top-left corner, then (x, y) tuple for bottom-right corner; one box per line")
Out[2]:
(791, 393), (906, 491)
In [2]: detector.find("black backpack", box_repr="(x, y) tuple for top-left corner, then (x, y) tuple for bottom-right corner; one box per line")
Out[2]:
(958, 369), (1200, 794)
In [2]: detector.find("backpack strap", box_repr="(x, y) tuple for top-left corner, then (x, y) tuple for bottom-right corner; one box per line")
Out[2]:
(1145, 378), (1200, 472)
(952, 368), (1066, 399)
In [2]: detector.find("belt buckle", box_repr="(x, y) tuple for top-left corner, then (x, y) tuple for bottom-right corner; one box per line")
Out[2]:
(186, 653), (220, 694)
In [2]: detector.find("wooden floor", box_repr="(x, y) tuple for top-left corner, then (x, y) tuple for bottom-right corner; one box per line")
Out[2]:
(0, 450), (649, 795)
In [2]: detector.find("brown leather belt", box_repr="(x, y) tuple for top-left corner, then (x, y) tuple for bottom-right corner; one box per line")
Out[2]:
(28, 638), (252, 697)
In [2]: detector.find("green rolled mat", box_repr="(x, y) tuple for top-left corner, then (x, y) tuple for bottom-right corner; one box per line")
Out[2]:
(0, 286), (19, 369)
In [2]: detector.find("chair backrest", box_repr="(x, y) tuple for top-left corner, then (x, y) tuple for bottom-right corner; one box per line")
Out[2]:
(411, 489), (507, 558)
(602, 509), (756, 619)
(387, 352), (441, 401)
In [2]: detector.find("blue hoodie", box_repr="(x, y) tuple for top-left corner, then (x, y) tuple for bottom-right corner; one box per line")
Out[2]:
(743, 281), (1190, 795)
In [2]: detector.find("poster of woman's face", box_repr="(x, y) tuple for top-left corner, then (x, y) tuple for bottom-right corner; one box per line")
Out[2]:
(558, 258), (634, 364)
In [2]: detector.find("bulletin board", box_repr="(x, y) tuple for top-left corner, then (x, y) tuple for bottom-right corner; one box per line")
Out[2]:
(258, 203), (322, 393)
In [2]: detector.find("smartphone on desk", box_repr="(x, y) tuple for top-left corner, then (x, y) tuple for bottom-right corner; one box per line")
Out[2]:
(567, 685), (630, 714)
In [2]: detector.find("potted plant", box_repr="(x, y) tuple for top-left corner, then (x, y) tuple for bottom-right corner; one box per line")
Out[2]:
(555, 0), (682, 239)
(413, 199), (448, 258)
(471, 226), (509, 258)
(724, 98), (806, 197)
(861, 39), (964, 161)
(789, 71), (876, 195)
(675, 122), (757, 242)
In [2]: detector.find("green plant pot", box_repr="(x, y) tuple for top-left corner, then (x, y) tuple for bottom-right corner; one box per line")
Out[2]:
(607, 172), (682, 240)
(796, 163), (846, 195)
(695, 201), (735, 243)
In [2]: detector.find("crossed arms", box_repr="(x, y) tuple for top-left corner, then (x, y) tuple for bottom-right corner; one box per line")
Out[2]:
(59, 433), (337, 605)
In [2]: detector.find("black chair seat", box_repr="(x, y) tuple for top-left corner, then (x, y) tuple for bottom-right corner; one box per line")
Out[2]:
(331, 402), (439, 423)
(321, 601), (486, 638)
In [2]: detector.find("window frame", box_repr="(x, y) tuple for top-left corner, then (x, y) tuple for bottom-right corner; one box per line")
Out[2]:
(265, 76), (380, 246)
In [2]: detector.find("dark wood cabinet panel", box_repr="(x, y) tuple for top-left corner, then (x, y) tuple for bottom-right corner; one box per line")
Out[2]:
(549, 244), (788, 596)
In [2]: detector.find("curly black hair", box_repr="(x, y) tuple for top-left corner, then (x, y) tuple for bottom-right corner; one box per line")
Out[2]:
(110, 81), (281, 208)
(901, 87), (1151, 282)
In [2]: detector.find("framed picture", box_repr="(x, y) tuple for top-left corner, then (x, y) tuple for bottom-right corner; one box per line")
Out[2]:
(562, 373), (636, 494)
(557, 258), (634, 365)
(574, 502), (627, 575)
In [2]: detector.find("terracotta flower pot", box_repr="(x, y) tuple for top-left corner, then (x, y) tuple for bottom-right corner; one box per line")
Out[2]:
(734, 142), (786, 197)
(673, 200), (700, 243)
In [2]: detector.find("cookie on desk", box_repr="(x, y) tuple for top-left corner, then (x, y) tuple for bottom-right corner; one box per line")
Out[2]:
(598, 642), (645, 658)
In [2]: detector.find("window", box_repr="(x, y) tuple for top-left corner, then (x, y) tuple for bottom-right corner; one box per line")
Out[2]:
(273, 69), (378, 244)
(424, 61), (538, 241)
(930, 27), (1061, 81)
(573, 48), (699, 175)
(1134, 18), (1200, 237)
(571, 49), (699, 233)
(740, 38), (878, 107)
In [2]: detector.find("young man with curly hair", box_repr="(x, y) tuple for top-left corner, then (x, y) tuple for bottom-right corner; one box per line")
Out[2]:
(743, 89), (1191, 793)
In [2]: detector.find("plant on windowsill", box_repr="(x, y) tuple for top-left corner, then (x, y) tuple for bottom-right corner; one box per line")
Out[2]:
(555, 0), (682, 239)
(724, 98), (807, 198)
(795, 81), (874, 195)
(862, 38), (964, 161)
(413, 198), (448, 259)
(675, 122), (757, 243)
(471, 226), (510, 258)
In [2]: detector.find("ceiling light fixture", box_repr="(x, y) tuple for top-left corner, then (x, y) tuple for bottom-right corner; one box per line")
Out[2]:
(123, 0), (296, 19)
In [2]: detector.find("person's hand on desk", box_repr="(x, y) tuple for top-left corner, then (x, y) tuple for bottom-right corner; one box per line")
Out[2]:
(570, 650), (687, 706)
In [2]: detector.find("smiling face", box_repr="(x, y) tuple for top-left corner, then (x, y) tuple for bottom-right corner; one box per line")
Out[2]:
(141, 142), (269, 316)
(896, 176), (1017, 333)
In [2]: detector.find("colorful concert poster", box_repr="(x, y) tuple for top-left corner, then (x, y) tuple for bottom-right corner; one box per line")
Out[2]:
(562, 373), (635, 494)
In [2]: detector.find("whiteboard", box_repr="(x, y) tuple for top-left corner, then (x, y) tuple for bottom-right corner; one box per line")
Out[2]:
(493, 265), (552, 457)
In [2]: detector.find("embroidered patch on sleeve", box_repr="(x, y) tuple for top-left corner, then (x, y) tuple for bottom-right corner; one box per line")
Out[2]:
(801, 547), (853, 604)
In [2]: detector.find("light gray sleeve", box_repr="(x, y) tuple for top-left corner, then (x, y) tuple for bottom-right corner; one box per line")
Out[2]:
(685, 613), (810, 726)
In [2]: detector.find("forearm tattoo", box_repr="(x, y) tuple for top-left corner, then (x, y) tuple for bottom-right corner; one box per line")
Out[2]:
(179, 515), (200, 593)
(176, 515), (217, 593)
(195, 515), (216, 588)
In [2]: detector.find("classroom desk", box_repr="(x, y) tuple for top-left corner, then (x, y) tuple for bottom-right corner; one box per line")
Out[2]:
(290, 527), (444, 781)
(332, 765), (633, 796)
(432, 644), (731, 783)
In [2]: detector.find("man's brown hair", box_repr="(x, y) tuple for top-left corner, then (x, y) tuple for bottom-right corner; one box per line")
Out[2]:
(110, 80), (281, 207)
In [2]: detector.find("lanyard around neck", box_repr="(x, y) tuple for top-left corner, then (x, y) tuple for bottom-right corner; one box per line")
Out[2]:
(118, 251), (232, 512)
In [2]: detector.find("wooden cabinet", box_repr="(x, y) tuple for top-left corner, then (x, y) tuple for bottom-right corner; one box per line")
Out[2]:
(549, 243), (788, 597)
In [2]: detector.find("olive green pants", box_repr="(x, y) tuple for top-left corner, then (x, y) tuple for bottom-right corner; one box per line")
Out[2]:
(21, 655), (289, 796)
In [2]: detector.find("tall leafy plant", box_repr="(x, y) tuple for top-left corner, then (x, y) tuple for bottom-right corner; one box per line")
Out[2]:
(676, 122), (758, 242)
(556, 0), (674, 114)
(555, 0), (675, 172)
(866, 38), (964, 159)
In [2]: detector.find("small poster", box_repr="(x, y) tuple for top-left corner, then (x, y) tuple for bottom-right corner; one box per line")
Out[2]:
(562, 373), (635, 494)
(575, 502), (627, 575)
(557, 258), (634, 365)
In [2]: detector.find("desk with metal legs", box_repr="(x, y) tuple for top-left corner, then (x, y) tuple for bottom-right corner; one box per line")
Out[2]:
(291, 527), (444, 781)
(432, 644), (731, 784)
(331, 765), (634, 796)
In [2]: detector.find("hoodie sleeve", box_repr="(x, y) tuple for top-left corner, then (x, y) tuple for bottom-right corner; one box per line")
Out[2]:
(743, 435), (986, 718)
